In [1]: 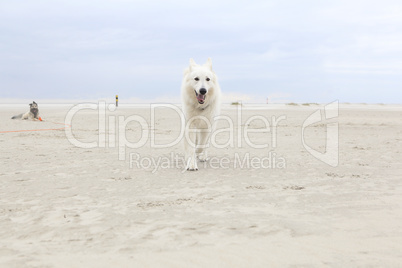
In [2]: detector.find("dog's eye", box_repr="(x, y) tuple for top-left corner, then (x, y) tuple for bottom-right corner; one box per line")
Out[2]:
(194, 77), (199, 81)
(206, 77), (210, 81)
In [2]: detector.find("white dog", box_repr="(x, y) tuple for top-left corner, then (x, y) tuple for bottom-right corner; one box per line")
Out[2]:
(181, 58), (221, 171)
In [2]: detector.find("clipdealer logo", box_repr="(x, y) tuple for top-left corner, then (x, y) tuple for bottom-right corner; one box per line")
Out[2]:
(129, 152), (286, 173)
(301, 101), (339, 167)
(63, 101), (339, 170)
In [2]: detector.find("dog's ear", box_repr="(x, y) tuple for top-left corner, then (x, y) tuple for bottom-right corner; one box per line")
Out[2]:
(189, 58), (197, 71)
(29, 103), (32, 107)
(33, 101), (36, 104)
(204, 58), (212, 70)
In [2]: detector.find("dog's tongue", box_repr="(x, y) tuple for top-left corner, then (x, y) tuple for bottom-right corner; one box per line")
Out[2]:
(197, 94), (205, 102)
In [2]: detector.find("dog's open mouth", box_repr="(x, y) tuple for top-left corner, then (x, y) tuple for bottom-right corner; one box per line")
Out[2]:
(195, 91), (206, 104)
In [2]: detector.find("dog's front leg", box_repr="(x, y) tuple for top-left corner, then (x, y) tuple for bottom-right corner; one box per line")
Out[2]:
(184, 129), (198, 171)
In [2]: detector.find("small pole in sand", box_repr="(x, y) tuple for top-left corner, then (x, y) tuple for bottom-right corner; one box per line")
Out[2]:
(116, 95), (118, 107)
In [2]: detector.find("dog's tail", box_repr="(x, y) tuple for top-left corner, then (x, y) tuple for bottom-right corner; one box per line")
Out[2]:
(11, 114), (23, 119)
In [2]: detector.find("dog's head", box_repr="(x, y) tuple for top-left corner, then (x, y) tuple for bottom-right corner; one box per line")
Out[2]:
(30, 101), (39, 116)
(186, 58), (216, 105)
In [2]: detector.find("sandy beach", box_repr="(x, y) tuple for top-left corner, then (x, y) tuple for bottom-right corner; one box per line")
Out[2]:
(0, 103), (401, 267)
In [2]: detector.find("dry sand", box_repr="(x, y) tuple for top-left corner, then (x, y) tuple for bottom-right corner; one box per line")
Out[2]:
(0, 103), (401, 267)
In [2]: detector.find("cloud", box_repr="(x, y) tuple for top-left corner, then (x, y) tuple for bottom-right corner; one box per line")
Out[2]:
(0, 0), (402, 103)
(323, 61), (402, 75)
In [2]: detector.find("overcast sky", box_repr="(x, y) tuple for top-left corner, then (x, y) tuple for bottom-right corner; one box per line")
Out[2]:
(1, 0), (401, 103)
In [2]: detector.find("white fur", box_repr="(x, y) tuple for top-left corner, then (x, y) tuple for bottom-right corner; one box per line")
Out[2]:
(181, 58), (221, 171)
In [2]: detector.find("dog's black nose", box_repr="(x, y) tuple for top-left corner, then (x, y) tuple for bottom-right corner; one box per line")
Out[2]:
(199, 88), (207, 95)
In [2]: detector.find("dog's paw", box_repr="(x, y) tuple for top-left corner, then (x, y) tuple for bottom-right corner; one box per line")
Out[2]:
(197, 154), (208, 162)
(186, 157), (198, 171)
(187, 167), (199, 171)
